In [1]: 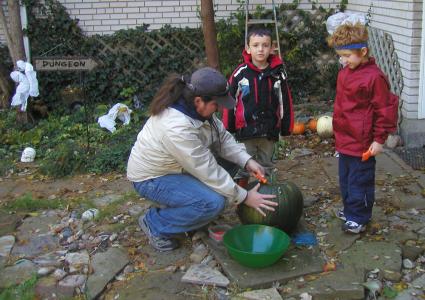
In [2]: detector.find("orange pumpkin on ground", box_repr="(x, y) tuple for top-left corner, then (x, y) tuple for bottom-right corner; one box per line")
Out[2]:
(307, 118), (318, 132)
(292, 122), (306, 135)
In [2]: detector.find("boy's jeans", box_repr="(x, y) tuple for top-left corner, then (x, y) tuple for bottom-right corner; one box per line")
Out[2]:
(338, 153), (376, 225)
(133, 174), (226, 237)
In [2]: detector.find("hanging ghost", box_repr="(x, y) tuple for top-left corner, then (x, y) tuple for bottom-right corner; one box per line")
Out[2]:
(17, 60), (39, 97)
(10, 70), (30, 112)
(10, 60), (39, 112)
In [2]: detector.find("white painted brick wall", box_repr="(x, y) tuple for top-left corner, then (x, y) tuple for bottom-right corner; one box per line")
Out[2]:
(346, 0), (423, 118)
(43, 0), (341, 32)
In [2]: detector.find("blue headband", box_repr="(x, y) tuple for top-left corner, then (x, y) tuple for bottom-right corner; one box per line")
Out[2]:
(335, 43), (368, 50)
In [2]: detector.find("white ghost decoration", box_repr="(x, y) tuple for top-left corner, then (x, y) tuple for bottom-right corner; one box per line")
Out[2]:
(10, 70), (30, 111)
(98, 103), (133, 133)
(17, 60), (39, 97)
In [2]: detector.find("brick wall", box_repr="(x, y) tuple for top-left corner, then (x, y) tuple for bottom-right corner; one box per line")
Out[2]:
(54, 0), (339, 34)
(346, 0), (423, 120)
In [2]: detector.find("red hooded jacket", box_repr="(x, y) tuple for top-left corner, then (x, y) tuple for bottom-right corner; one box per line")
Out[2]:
(222, 50), (294, 141)
(333, 58), (398, 156)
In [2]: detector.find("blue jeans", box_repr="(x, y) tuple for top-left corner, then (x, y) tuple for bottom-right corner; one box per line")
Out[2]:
(133, 174), (226, 237)
(339, 153), (376, 224)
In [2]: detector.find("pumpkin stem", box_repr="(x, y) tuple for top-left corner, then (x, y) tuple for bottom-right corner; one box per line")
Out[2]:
(269, 168), (278, 184)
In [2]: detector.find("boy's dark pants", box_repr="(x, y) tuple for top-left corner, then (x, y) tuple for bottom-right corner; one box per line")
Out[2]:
(339, 153), (376, 225)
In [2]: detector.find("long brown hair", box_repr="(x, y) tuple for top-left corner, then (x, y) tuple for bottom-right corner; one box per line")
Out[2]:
(149, 74), (194, 115)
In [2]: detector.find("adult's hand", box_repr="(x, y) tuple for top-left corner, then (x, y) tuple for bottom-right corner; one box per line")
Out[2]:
(245, 158), (265, 178)
(243, 183), (277, 216)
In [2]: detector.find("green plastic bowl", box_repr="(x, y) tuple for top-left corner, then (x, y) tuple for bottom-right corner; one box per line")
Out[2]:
(223, 224), (290, 268)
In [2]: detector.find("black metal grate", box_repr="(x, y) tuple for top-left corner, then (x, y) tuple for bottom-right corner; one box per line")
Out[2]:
(394, 147), (425, 170)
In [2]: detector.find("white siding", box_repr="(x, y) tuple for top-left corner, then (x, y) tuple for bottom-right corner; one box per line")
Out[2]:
(0, 2), (8, 44)
(346, 0), (423, 120)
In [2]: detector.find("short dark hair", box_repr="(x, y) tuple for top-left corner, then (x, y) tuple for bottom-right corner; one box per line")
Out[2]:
(247, 27), (272, 44)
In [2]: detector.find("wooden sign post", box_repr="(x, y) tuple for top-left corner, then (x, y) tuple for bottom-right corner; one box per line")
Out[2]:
(34, 57), (98, 71)
(33, 56), (99, 151)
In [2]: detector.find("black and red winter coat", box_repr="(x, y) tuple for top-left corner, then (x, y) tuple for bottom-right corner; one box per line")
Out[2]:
(222, 50), (294, 141)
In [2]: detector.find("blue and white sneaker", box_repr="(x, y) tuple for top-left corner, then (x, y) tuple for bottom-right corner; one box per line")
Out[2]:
(342, 221), (366, 234)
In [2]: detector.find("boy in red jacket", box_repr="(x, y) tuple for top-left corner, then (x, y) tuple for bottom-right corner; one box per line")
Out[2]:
(327, 23), (398, 233)
(222, 28), (294, 180)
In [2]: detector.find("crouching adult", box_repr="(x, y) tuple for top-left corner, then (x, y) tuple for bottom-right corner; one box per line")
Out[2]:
(127, 67), (277, 251)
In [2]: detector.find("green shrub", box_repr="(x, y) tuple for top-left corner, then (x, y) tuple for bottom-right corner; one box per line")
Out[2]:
(38, 139), (86, 177)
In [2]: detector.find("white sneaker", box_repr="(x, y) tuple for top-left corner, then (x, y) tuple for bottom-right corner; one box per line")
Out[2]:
(342, 221), (366, 234)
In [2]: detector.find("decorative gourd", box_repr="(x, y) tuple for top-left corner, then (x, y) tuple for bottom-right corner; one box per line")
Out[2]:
(292, 122), (306, 135)
(307, 118), (318, 132)
(317, 116), (333, 138)
(237, 181), (304, 233)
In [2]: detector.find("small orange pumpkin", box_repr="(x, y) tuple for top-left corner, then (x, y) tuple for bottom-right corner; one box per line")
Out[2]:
(307, 118), (318, 132)
(292, 122), (306, 135)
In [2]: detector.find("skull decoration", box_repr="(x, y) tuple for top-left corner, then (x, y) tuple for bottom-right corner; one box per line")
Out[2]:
(21, 147), (36, 162)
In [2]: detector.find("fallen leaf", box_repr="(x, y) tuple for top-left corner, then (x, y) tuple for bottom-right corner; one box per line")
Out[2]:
(323, 262), (336, 272)
(127, 248), (137, 256)
(393, 282), (408, 292)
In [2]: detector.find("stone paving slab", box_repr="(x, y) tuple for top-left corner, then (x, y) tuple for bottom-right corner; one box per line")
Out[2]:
(136, 241), (191, 271)
(16, 214), (61, 240)
(235, 287), (283, 300)
(0, 259), (37, 289)
(0, 235), (15, 257)
(113, 271), (198, 300)
(282, 240), (403, 299)
(35, 276), (74, 300)
(181, 264), (230, 287)
(283, 268), (365, 300)
(204, 237), (325, 289)
(86, 247), (129, 299)
(340, 240), (402, 281)
(0, 211), (21, 236)
(11, 234), (59, 258)
(324, 219), (360, 252)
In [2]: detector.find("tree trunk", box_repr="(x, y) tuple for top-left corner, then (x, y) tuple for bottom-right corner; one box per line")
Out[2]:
(0, 63), (12, 109)
(7, 0), (26, 65)
(200, 0), (219, 70)
(0, 1), (27, 120)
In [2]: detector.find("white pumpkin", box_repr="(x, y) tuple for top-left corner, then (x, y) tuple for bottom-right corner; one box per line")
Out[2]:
(317, 116), (333, 138)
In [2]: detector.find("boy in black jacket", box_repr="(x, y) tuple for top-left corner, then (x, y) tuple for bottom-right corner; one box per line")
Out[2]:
(222, 28), (293, 178)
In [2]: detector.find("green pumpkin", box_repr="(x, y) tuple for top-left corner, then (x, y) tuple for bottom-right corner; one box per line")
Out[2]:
(237, 181), (304, 233)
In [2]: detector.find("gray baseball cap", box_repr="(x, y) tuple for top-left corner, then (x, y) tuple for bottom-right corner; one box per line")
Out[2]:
(190, 67), (236, 109)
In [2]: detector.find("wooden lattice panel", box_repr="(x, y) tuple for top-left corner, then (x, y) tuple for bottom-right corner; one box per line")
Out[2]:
(368, 27), (404, 97)
(92, 31), (205, 86)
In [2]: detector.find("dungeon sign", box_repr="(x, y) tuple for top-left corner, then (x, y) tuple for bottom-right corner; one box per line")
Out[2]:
(34, 57), (98, 71)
